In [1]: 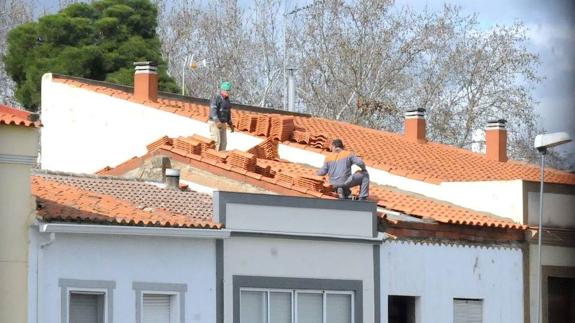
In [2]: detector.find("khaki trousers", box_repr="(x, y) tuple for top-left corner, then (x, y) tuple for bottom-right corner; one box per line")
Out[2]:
(209, 120), (227, 151)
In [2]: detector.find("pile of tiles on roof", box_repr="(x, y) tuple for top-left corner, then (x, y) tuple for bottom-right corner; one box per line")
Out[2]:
(147, 135), (334, 196)
(228, 112), (332, 150)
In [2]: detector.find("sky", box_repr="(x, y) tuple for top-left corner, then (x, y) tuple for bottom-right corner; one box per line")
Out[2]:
(391, 0), (575, 159)
(34, 0), (575, 160)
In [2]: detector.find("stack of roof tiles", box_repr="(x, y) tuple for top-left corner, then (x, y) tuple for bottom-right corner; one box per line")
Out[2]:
(269, 116), (295, 141)
(291, 129), (310, 144)
(203, 149), (228, 164)
(146, 136), (173, 152)
(238, 114), (258, 132)
(190, 134), (215, 153)
(255, 115), (272, 136)
(174, 136), (202, 155)
(308, 134), (332, 150)
(247, 137), (279, 160)
(294, 175), (325, 192)
(228, 150), (257, 172)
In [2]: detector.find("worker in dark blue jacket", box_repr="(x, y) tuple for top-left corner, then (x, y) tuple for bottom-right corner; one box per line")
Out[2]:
(317, 139), (370, 200)
(209, 81), (234, 151)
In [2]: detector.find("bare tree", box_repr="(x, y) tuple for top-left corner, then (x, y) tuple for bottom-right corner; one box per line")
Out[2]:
(154, 0), (569, 169)
(0, 0), (32, 106)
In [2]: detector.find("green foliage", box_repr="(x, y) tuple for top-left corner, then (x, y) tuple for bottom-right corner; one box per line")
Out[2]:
(3, 0), (178, 110)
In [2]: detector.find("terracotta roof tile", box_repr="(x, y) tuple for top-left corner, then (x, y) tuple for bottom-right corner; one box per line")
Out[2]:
(101, 138), (525, 230)
(32, 172), (220, 229)
(53, 77), (575, 185)
(0, 105), (41, 128)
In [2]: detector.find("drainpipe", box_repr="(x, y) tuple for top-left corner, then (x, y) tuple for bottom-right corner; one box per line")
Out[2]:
(37, 232), (55, 323)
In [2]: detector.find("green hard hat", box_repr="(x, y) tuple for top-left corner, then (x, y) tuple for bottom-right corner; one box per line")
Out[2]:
(220, 81), (232, 91)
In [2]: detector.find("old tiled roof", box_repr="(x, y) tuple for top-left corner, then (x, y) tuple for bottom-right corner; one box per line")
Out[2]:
(32, 172), (219, 229)
(53, 77), (575, 185)
(99, 136), (525, 229)
(0, 104), (41, 127)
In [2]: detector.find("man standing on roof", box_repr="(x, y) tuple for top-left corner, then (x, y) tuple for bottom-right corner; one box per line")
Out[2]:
(209, 81), (234, 151)
(317, 139), (370, 200)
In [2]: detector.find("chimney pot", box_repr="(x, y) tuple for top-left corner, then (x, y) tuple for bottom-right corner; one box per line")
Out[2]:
(404, 108), (427, 143)
(165, 168), (180, 189)
(133, 61), (158, 102)
(485, 119), (508, 162)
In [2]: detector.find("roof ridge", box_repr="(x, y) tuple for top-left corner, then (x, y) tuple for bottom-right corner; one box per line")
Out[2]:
(32, 168), (161, 183)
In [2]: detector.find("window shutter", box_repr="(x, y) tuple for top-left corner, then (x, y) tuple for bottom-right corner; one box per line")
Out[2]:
(69, 293), (102, 323)
(143, 294), (172, 323)
(454, 299), (482, 323)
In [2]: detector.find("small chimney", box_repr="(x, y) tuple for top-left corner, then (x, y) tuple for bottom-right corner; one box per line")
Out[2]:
(485, 119), (508, 162)
(165, 168), (180, 189)
(133, 61), (158, 102)
(404, 108), (426, 143)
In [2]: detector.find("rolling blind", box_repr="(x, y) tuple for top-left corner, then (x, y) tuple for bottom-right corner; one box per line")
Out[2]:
(69, 293), (102, 323)
(143, 294), (172, 323)
(454, 299), (482, 323)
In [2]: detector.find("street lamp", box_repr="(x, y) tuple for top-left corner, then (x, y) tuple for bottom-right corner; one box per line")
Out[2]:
(533, 131), (571, 323)
(282, 0), (322, 110)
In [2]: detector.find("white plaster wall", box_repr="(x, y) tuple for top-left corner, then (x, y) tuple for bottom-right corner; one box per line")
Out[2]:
(223, 237), (375, 323)
(30, 231), (217, 323)
(528, 244), (575, 323)
(277, 143), (525, 222)
(40, 74), (262, 173)
(527, 191), (575, 227)
(225, 203), (374, 238)
(380, 241), (524, 323)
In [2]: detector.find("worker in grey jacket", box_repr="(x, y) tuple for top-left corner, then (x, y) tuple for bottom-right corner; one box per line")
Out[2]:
(317, 139), (370, 200)
(209, 81), (234, 151)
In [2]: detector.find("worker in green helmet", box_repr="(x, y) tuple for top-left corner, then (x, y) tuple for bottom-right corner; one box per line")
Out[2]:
(209, 81), (234, 151)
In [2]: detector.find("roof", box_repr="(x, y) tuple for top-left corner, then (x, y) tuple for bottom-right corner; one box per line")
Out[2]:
(99, 136), (525, 230)
(0, 104), (41, 128)
(32, 171), (220, 229)
(53, 76), (575, 185)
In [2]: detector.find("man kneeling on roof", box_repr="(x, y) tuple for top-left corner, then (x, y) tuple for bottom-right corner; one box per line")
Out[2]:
(317, 139), (370, 200)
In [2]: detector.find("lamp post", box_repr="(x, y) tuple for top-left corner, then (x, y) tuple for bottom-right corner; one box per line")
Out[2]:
(533, 131), (572, 323)
(282, 1), (321, 110)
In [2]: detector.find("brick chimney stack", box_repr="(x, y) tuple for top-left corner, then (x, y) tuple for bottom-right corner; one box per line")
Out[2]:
(133, 61), (158, 102)
(485, 119), (508, 162)
(404, 108), (427, 143)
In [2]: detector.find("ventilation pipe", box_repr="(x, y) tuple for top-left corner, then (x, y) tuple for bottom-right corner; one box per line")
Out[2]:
(165, 168), (180, 189)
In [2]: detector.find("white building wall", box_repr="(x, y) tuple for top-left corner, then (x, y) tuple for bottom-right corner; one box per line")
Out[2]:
(40, 74), (261, 173)
(380, 241), (524, 323)
(30, 231), (217, 323)
(223, 237), (376, 323)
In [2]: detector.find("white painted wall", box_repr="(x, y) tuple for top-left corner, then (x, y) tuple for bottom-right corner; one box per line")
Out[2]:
(40, 74), (262, 173)
(29, 231), (217, 323)
(223, 237), (376, 323)
(225, 203), (374, 238)
(277, 143), (525, 222)
(380, 241), (524, 323)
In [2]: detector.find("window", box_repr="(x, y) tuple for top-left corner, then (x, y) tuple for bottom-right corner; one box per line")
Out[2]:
(239, 289), (354, 323)
(388, 295), (417, 323)
(453, 299), (483, 323)
(133, 282), (187, 323)
(59, 279), (115, 323)
(69, 292), (105, 323)
(142, 293), (177, 323)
